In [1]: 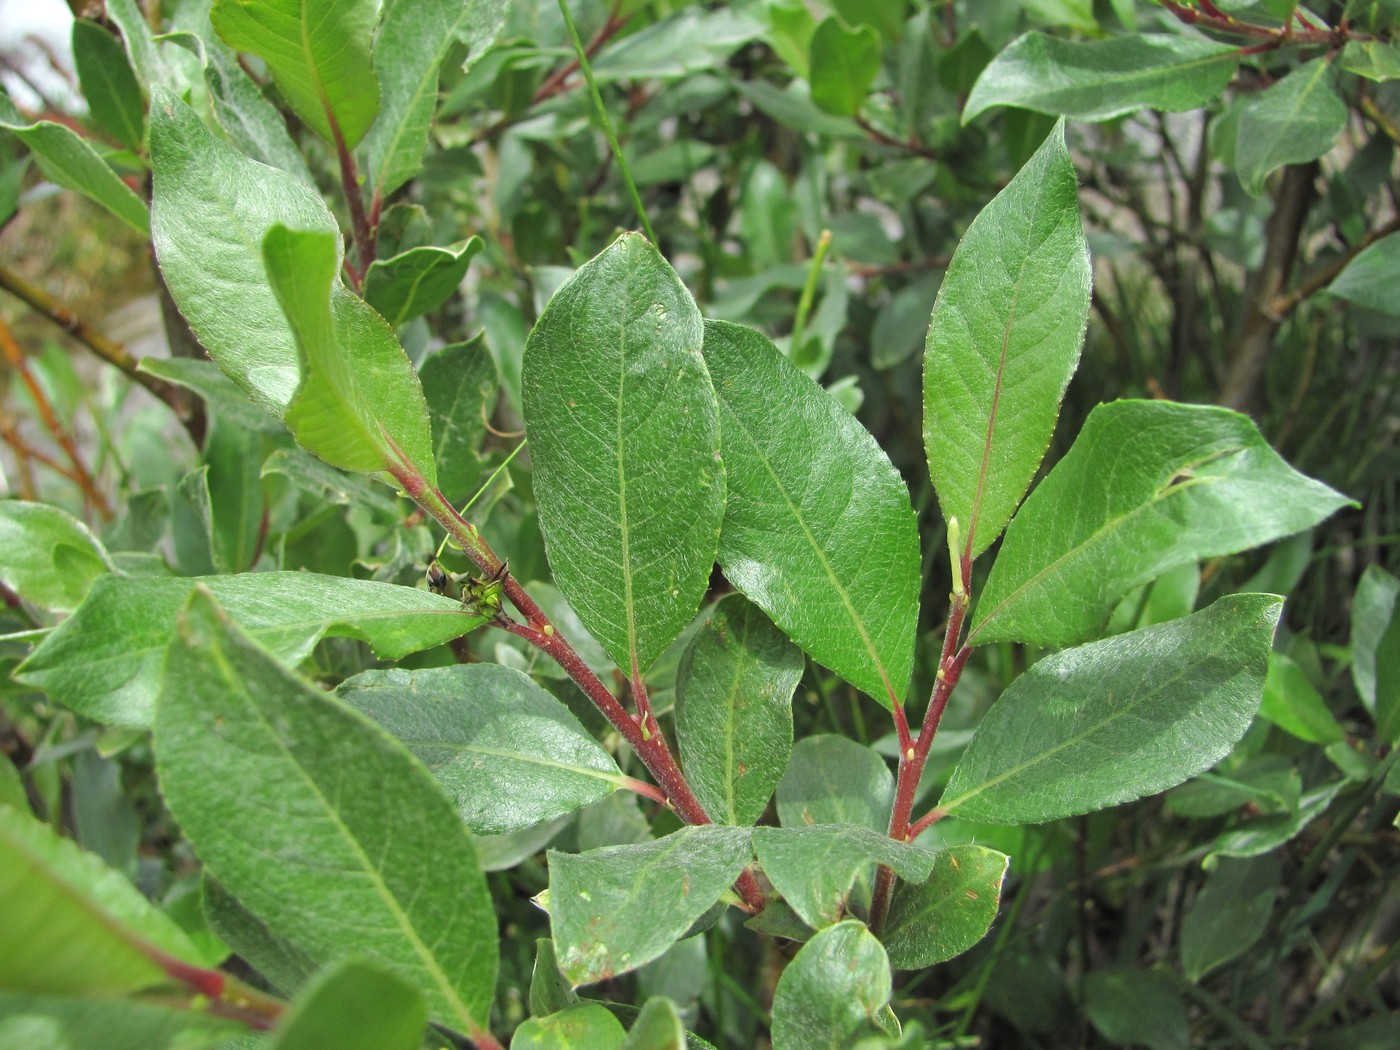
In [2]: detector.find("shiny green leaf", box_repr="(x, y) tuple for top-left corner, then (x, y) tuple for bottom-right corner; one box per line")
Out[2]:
(769, 921), (890, 1050)
(704, 321), (919, 708)
(675, 595), (804, 827)
(971, 401), (1351, 648)
(364, 237), (483, 328)
(941, 595), (1283, 824)
(923, 120), (1089, 559)
(882, 845), (1009, 968)
(523, 234), (723, 675)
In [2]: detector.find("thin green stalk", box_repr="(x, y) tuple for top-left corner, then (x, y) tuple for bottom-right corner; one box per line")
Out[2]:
(556, 0), (656, 244)
(790, 229), (832, 357)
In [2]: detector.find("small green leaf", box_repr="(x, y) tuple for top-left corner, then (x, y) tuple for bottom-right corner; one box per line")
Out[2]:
(769, 921), (891, 1050)
(923, 119), (1090, 559)
(0, 804), (207, 995)
(704, 321), (920, 708)
(155, 588), (498, 1033)
(512, 1002), (627, 1049)
(624, 997), (686, 1050)
(1352, 566), (1400, 713)
(201, 414), (268, 574)
(675, 595), (804, 827)
(420, 337), (498, 506)
(776, 735), (893, 832)
(211, 0), (380, 148)
(150, 88), (337, 414)
(752, 825), (936, 930)
(364, 237), (483, 328)
(970, 401), (1352, 648)
(1236, 58), (1347, 196)
(72, 19), (146, 150)
(16, 572), (485, 728)
(1179, 854), (1280, 982)
(337, 664), (622, 834)
(808, 17), (881, 117)
(366, 0), (508, 199)
(262, 224), (437, 485)
(1083, 968), (1189, 1050)
(881, 845), (1009, 969)
(0, 993), (241, 1050)
(963, 33), (1238, 123)
(1328, 232), (1400, 316)
(548, 827), (751, 987)
(1260, 652), (1345, 743)
(523, 234), (724, 675)
(0, 500), (114, 613)
(269, 959), (426, 1050)
(1375, 611), (1400, 745)
(941, 595), (1284, 824)
(0, 91), (149, 234)
(1204, 781), (1345, 867)
(1339, 40), (1400, 82)
(529, 938), (580, 1019)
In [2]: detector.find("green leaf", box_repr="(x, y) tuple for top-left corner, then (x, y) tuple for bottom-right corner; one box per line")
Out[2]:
(1179, 854), (1279, 982)
(922, 119), (1090, 559)
(72, 19), (146, 150)
(211, 0), (380, 148)
(155, 588), (498, 1034)
(0, 993), (241, 1050)
(262, 224), (437, 485)
(776, 735), (893, 832)
(0, 92), (149, 235)
(420, 337), (498, 505)
(529, 938), (580, 1019)
(1082, 968), (1188, 1050)
(201, 414), (268, 574)
(547, 826), (752, 986)
(590, 9), (763, 82)
(269, 959), (426, 1050)
(881, 845), (1009, 969)
(522, 233), (724, 675)
(940, 595), (1284, 824)
(365, 0), (508, 199)
(1260, 652), (1345, 743)
(1340, 40), (1400, 82)
(808, 17), (881, 118)
(1352, 566), (1400, 713)
(202, 34), (317, 186)
(0, 500), (115, 613)
(752, 825), (936, 930)
(963, 33), (1238, 123)
(1204, 781), (1345, 867)
(703, 321), (920, 708)
(512, 1002), (627, 1049)
(1375, 610), (1400, 745)
(337, 664), (622, 834)
(364, 237), (483, 328)
(0, 804), (207, 995)
(970, 401), (1352, 647)
(1236, 58), (1347, 196)
(1328, 232), (1400, 316)
(769, 921), (891, 1050)
(675, 594), (804, 827)
(150, 89), (336, 414)
(202, 878), (319, 997)
(16, 571), (485, 728)
(624, 997), (686, 1050)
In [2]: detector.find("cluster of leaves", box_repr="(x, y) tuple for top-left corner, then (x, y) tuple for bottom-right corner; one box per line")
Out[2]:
(1, 0), (1397, 1048)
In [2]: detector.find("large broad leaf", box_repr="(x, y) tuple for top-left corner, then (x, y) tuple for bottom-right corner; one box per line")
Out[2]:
(922, 120), (1090, 559)
(881, 845), (1009, 969)
(72, 19), (146, 150)
(547, 826), (751, 987)
(0, 92), (149, 234)
(970, 401), (1352, 648)
(1327, 232), (1400, 317)
(522, 234), (724, 676)
(365, 0), (508, 199)
(268, 959), (426, 1050)
(1236, 58), (1347, 196)
(675, 594), (804, 827)
(0, 993), (241, 1050)
(963, 33), (1238, 122)
(0, 804), (209, 996)
(703, 321), (920, 708)
(751, 825), (936, 930)
(337, 664), (623, 834)
(202, 878), (319, 997)
(155, 589), (498, 1036)
(16, 572), (485, 728)
(939, 595), (1283, 825)
(211, 0), (380, 148)
(0, 500), (114, 613)
(364, 238), (483, 328)
(262, 224), (437, 485)
(150, 89), (337, 413)
(769, 921), (891, 1050)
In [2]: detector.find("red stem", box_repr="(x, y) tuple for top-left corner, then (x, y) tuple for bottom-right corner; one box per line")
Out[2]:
(327, 114), (376, 287)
